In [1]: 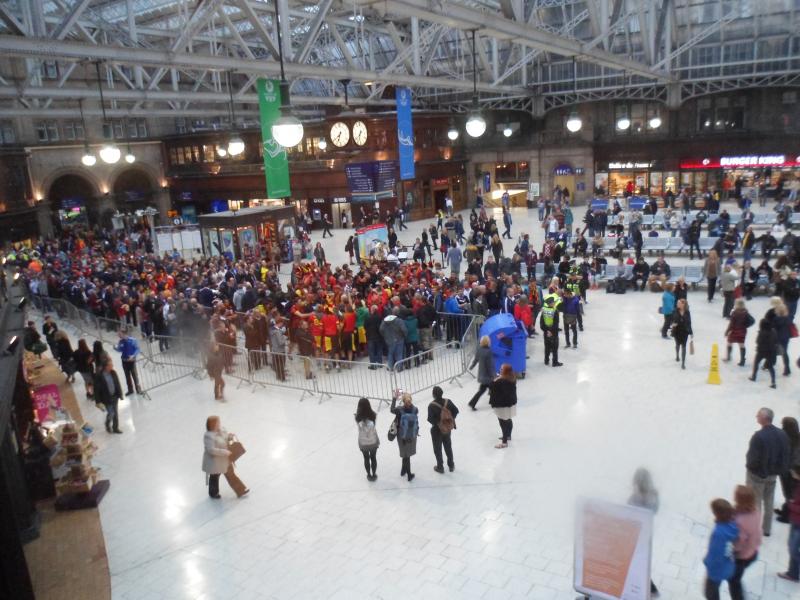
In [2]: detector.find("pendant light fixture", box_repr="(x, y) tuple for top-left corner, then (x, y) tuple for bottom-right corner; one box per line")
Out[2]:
(78, 99), (96, 166)
(94, 61), (121, 164)
(503, 120), (513, 137)
(649, 112), (662, 129)
(318, 138), (328, 150)
(124, 118), (136, 163)
(565, 58), (582, 133)
(616, 72), (630, 130)
(271, 0), (304, 148)
(465, 30), (486, 138)
(226, 70), (245, 156)
(447, 123), (459, 141)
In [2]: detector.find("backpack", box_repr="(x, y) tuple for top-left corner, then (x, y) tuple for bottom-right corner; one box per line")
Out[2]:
(431, 399), (455, 435)
(398, 410), (419, 442)
(357, 420), (380, 450)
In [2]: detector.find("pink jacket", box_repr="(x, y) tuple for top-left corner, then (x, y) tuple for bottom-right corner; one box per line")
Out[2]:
(733, 510), (762, 560)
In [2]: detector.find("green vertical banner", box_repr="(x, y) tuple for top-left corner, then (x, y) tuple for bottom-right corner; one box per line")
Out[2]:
(257, 78), (291, 198)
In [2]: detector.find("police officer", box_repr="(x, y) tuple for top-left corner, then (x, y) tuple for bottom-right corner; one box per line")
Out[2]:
(540, 295), (563, 367)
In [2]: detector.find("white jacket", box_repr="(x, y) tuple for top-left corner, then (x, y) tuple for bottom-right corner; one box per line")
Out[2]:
(202, 430), (231, 475)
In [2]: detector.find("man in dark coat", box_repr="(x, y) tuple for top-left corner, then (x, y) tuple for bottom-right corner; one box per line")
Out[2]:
(468, 336), (495, 409)
(94, 359), (124, 434)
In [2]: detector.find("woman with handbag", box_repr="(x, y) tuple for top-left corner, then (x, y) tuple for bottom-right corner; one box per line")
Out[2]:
(202, 416), (249, 499)
(724, 299), (755, 366)
(355, 398), (379, 481)
(765, 297), (793, 376)
(489, 364), (518, 449)
(671, 298), (693, 370)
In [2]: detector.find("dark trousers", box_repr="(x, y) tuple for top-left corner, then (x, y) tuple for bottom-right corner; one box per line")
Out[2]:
(544, 333), (559, 364)
(780, 470), (796, 515)
(704, 578), (722, 600)
(121, 360), (141, 393)
(631, 275), (646, 291)
(273, 354), (286, 381)
(469, 383), (489, 408)
(498, 418), (513, 443)
(675, 339), (687, 367)
(431, 427), (454, 469)
(361, 449), (377, 476)
(401, 456), (412, 476)
(728, 553), (757, 600)
(752, 353), (776, 385)
(367, 338), (383, 365)
(104, 398), (119, 432)
(707, 277), (717, 301)
(689, 240), (702, 259)
(722, 291), (734, 318)
(322, 225), (332, 237)
(661, 313), (672, 337)
(208, 473), (220, 497)
(564, 319), (578, 346)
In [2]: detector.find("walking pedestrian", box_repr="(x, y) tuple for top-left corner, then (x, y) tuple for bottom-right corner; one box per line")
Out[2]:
(540, 295), (563, 367)
(390, 392), (418, 482)
(202, 416), (249, 499)
(355, 398), (379, 481)
(660, 283), (676, 338)
(428, 386), (458, 473)
(721, 264), (739, 318)
(745, 407), (791, 536)
(703, 499), (739, 600)
(670, 298), (693, 369)
(749, 319), (778, 388)
(628, 468), (660, 598)
(468, 335), (495, 410)
(704, 250), (720, 302)
(729, 485), (762, 600)
(777, 417), (800, 523)
(72, 338), (94, 399)
(322, 213), (334, 237)
(724, 299), (755, 366)
(776, 464), (800, 583)
(207, 341), (226, 401)
(489, 364), (517, 449)
(94, 359), (123, 434)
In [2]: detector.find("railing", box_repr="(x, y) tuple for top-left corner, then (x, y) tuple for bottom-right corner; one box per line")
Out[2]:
(29, 295), (481, 406)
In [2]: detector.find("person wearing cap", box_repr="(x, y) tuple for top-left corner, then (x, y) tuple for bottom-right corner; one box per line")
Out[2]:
(540, 294), (563, 367)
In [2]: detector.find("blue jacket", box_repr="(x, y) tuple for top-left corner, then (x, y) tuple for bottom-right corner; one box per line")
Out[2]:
(115, 336), (140, 361)
(444, 296), (462, 315)
(661, 291), (676, 316)
(703, 521), (738, 582)
(563, 296), (581, 315)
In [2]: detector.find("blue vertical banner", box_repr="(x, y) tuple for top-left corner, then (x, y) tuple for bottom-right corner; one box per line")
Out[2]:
(396, 87), (415, 180)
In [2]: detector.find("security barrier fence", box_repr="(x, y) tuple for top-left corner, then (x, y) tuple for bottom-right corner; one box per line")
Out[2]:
(30, 295), (484, 406)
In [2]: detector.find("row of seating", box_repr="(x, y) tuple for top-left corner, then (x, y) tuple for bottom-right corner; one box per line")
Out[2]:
(603, 211), (782, 228)
(595, 264), (706, 286)
(589, 235), (769, 255)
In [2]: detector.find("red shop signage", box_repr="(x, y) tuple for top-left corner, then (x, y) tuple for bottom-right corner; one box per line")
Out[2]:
(680, 154), (800, 169)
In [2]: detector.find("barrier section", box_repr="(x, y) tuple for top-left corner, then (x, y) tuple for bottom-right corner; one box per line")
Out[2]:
(392, 342), (465, 396)
(249, 350), (316, 399)
(312, 356), (395, 405)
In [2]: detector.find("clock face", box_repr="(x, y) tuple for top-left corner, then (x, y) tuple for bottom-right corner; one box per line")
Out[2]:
(352, 121), (368, 146)
(330, 122), (350, 147)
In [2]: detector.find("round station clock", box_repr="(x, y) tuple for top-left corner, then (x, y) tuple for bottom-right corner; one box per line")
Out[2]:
(352, 121), (368, 146)
(330, 122), (350, 147)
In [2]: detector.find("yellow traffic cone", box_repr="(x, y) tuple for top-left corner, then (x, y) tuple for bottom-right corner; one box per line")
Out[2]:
(707, 342), (721, 385)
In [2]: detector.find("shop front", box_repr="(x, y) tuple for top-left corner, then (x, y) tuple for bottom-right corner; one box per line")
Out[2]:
(198, 205), (296, 261)
(594, 160), (678, 199)
(679, 154), (800, 200)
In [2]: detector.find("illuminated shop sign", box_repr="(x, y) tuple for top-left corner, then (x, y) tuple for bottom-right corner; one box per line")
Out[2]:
(608, 161), (653, 170)
(681, 155), (800, 169)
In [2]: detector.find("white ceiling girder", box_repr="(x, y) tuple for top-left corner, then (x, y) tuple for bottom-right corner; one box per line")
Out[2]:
(364, 0), (674, 82)
(0, 35), (528, 95)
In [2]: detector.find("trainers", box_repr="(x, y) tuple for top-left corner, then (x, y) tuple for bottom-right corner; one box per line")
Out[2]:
(777, 572), (799, 582)
(433, 466), (445, 474)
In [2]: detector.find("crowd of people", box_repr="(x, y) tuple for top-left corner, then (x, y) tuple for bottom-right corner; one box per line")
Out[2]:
(10, 195), (800, 596)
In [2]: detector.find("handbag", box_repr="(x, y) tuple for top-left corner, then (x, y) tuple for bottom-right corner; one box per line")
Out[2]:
(689, 340), (695, 355)
(387, 418), (397, 442)
(790, 323), (799, 339)
(228, 438), (246, 463)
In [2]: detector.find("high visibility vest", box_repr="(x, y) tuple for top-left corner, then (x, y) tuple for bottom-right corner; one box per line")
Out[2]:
(542, 306), (556, 327)
(544, 292), (561, 307)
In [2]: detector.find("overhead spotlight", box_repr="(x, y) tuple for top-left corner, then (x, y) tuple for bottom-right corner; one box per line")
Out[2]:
(227, 135), (245, 156)
(216, 146), (227, 158)
(503, 125), (512, 137)
(566, 110), (582, 133)
(465, 111), (486, 138)
(616, 115), (630, 130)
(447, 126), (459, 141)
(649, 115), (662, 129)
(99, 143), (121, 164)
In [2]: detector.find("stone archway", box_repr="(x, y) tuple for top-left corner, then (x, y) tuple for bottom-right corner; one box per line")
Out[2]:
(47, 172), (99, 229)
(111, 167), (158, 212)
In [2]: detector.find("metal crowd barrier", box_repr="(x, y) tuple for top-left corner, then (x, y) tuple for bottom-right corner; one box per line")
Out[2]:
(30, 295), (481, 405)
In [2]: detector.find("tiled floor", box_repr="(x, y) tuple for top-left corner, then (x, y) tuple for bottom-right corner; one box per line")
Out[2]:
(56, 204), (800, 599)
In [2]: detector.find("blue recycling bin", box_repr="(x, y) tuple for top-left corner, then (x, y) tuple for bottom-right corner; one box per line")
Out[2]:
(479, 313), (528, 377)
